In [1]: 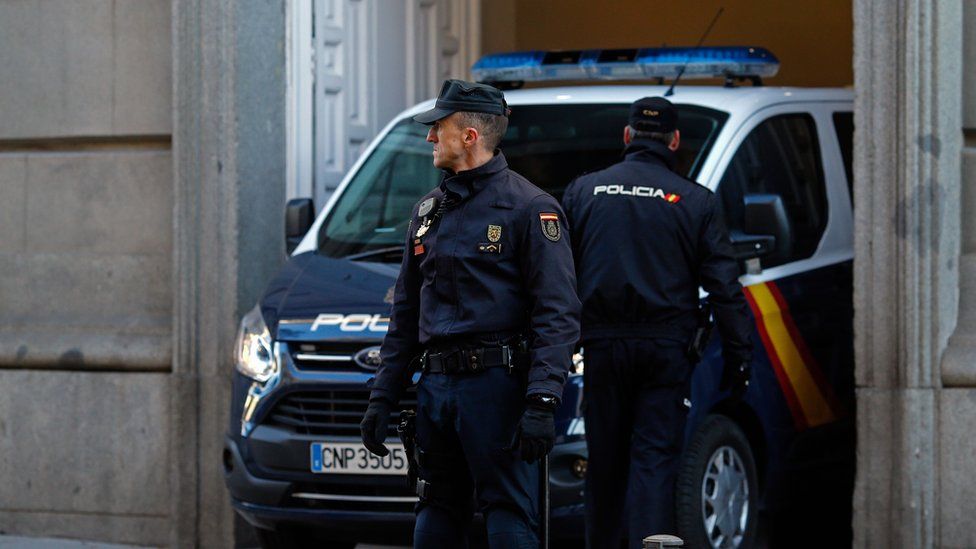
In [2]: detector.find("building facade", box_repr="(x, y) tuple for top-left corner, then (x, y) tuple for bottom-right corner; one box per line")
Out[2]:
(0, 0), (973, 547)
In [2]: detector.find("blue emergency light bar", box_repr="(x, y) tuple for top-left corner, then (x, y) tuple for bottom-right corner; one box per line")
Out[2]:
(471, 46), (779, 84)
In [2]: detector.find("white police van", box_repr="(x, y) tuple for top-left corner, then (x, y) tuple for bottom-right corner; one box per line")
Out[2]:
(225, 47), (855, 548)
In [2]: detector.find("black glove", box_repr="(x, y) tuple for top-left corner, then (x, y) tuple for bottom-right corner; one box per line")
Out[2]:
(510, 403), (555, 463)
(721, 361), (751, 400)
(360, 399), (393, 456)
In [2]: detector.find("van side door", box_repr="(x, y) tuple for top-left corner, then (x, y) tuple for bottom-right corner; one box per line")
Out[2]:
(713, 102), (854, 434)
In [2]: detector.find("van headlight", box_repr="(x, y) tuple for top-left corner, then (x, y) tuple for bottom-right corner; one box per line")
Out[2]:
(235, 305), (278, 382)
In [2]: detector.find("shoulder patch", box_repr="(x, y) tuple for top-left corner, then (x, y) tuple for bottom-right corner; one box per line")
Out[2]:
(539, 212), (561, 242)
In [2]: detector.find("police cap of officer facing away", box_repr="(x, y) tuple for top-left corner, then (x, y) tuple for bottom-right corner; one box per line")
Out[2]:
(561, 96), (753, 548)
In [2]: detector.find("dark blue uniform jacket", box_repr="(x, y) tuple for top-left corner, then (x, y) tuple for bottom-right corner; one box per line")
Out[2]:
(372, 152), (582, 404)
(562, 139), (751, 364)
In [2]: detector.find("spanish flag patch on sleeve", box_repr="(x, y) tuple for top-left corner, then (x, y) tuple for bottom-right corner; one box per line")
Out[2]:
(539, 212), (561, 242)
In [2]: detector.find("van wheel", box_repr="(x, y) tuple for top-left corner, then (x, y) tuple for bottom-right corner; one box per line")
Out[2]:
(676, 415), (758, 549)
(254, 526), (355, 549)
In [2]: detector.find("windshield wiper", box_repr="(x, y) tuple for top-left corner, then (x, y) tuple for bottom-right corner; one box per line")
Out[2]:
(343, 245), (405, 261)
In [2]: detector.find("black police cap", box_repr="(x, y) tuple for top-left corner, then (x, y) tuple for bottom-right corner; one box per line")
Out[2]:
(413, 79), (509, 125)
(629, 96), (678, 133)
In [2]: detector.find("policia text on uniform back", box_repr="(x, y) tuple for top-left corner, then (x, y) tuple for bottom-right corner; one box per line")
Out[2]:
(562, 97), (753, 549)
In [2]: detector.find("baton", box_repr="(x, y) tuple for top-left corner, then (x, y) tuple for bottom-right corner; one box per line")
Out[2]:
(540, 454), (550, 549)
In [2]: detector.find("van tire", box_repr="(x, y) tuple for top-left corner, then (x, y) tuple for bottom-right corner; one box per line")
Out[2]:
(676, 414), (758, 548)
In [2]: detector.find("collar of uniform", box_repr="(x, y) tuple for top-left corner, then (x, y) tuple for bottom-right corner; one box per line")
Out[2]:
(623, 139), (676, 170)
(440, 151), (508, 202)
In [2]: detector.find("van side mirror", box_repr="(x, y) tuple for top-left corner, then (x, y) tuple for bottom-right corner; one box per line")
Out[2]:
(285, 198), (314, 254)
(729, 194), (792, 271)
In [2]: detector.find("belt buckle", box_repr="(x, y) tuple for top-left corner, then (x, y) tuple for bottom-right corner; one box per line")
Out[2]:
(451, 349), (466, 374)
(435, 348), (459, 374)
(503, 345), (513, 374)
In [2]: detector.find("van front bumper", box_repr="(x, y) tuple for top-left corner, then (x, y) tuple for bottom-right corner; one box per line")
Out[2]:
(224, 433), (586, 542)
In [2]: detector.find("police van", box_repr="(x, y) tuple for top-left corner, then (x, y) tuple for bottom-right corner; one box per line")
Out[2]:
(223, 47), (855, 548)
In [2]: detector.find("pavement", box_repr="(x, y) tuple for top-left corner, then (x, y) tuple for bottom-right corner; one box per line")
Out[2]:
(0, 538), (150, 549)
(0, 537), (406, 549)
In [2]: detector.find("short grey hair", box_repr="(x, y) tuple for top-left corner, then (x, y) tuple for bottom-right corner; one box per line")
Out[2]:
(628, 125), (676, 146)
(455, 111), (509, 151)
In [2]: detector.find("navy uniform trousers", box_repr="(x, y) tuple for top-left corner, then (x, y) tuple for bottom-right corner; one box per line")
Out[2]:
(583, 337), (692, 549)
(414, 367), (539, 549)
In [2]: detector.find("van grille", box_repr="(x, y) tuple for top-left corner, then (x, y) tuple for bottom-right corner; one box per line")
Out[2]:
(288, 341), (373, 371)
(266, 389), (416, 436)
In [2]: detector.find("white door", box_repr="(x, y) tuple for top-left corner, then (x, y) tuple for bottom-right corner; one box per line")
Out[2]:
(290, 0), (481, 207)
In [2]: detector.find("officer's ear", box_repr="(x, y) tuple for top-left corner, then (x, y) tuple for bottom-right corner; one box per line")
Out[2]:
(462, 125), (480, 150)
(623, 126), (632, 145)
(668, 129), (680, 151)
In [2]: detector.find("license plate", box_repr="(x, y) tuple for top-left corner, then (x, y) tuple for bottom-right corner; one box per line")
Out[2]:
(310, 442), (409, 475)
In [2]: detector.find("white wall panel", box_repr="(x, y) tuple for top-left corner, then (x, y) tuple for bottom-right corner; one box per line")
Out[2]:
(286, 0), (315, 200)
(315, 0), (346, 198)
(308, 0), (479, 207)
(406, 0), (440, 106)
(344, 0), (371, 167)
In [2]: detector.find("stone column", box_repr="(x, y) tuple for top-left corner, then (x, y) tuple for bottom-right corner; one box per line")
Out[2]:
(172, 1), (286, 547)
(936, 2), (976, 547)
(852, 0), (962, 547)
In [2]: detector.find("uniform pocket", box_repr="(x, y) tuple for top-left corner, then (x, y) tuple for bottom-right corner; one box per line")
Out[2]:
(647, 338), (693, 387)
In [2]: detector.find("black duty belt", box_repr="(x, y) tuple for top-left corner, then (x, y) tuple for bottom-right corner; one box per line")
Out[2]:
(422, 345), (528, 375)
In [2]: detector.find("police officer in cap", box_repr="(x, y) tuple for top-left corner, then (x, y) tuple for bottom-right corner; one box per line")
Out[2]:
(561, 97), (753, 548)
(360, 79), (581, 548)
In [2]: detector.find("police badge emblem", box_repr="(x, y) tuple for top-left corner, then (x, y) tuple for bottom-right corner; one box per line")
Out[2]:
(539, 212), (561, 242)
(415, 218), (431, 238)
(487, 224), (502, 242)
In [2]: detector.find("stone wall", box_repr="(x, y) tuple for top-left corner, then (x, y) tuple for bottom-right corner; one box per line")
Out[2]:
(853, 0), (974, 547)
(0, 1), (174, 545)
(0, 1), (288, 546)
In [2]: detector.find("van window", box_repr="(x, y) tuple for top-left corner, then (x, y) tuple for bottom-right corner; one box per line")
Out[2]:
(319, 122), (441, 259)
(319, 103), (728, 259)
(718, 113), (828, 268)
(833, 112), (854, 201)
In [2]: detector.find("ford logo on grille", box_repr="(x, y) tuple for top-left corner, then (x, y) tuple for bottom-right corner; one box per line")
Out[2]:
(353, 346), (383, 371)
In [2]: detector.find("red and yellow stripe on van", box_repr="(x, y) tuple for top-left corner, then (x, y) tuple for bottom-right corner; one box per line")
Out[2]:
(743, 281), (840, 430)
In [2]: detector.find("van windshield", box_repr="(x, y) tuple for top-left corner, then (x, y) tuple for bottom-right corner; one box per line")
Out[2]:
(318, 103), (728, 260)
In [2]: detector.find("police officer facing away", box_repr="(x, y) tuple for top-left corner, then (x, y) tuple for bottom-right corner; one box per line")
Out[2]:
(360, 79), (581, 548)
(561, 97), (753, 548)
